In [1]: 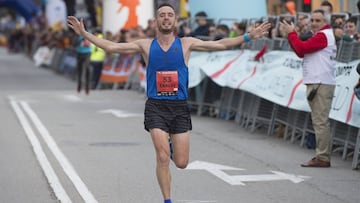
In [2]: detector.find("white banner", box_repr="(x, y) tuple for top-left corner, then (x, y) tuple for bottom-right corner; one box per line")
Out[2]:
(46, 0), (67, 30)
(103, 0), (154, 34)
(188, 50), (360, 128)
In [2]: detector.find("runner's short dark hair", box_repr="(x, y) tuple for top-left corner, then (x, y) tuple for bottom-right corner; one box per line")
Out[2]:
(157, 3), (175, 12)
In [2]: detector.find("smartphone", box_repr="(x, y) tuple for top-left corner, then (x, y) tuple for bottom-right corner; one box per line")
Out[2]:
(280, 15), (295, 25)
(307, 84), (321, 101)
(307, 88), (317, 101)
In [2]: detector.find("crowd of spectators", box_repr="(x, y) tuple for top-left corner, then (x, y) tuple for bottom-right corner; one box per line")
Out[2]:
(0, 9), (76, 55)
(0, 1), (360, 62)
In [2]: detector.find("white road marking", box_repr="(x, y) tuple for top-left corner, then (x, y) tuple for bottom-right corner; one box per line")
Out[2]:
(185, 160), (244, 185)
(9, 98), (72, 203)
(186, 160), (310, 186)
(63, 94), (82, 102)
(20, 101), (99, 203)
(98, 109), (142, 118)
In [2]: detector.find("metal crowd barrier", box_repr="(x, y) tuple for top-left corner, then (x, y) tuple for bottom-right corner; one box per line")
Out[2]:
(336, 41), (360, 63)
(331, 122), (359, 160)
(353, 132), (360, 169)
(268, 104), (292, 138)
(187, 75), (360, 170)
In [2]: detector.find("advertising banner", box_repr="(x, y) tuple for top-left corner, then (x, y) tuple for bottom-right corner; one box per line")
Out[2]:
(100, 54), (142, 84)
(103, 0), (154, 34)
(188, 50), (360, 128)
(46, 0), (67, 31)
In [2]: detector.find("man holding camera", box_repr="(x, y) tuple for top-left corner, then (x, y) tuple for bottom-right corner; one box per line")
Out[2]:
(281, 9), (336, 167)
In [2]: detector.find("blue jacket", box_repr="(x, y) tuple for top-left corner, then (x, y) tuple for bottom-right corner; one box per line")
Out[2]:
(76, 36), (91, 54)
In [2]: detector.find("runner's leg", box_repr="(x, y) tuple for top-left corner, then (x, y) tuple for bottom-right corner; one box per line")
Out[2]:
(150, 128), (172, 200)
(170, 131), (190, 169)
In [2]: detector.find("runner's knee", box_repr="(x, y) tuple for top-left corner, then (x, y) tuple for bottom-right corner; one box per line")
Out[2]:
(174, 158), (188, 169)
(157, 150), (171, 166)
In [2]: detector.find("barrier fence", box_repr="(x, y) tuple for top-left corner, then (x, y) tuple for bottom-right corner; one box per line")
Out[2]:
(32, 37), (360, 170)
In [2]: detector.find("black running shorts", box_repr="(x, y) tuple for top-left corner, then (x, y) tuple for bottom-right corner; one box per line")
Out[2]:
(144, 98), (192, 134)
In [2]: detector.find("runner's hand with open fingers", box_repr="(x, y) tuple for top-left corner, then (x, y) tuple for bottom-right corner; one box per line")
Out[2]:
(67, 16), (86, 36)
(248, 22), (272, 39)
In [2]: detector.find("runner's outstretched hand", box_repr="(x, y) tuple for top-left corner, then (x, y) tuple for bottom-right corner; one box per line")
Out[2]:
(67, 16), (86, 36)
(249, 22), (271, 39)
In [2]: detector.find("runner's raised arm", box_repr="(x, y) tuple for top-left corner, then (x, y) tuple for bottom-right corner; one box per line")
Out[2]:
(67, 16), (146, 54)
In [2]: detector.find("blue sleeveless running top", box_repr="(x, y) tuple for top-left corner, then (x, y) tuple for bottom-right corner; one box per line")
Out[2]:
(146, 37), (189, 100)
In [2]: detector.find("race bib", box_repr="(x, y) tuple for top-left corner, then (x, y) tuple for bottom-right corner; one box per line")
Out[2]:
(156, 70), (179, 96)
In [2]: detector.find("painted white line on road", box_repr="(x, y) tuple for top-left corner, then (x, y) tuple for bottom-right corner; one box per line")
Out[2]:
(9, 98), (72, 203)
(185, 160), (245, 185)
(63, 94), (82, 102)
(98, 109), (142, 118)
(20, 101), (98, 203)
(186, 160), (310, 186)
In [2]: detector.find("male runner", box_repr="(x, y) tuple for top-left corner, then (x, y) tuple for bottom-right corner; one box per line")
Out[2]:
(67, 3), (270, 202)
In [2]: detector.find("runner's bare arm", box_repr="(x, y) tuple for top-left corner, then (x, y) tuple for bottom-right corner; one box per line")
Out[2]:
(189, 22), (271, 51)
(67, 16), (144, 54)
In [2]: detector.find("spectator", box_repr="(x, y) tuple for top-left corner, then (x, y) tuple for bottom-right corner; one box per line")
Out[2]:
(276, 21), (289, 38)
(343, 17), (360, 42)
(266, 17), (277, 39)
(296, 13), (313, 40)
(104, 30), (114, 41)
(331, 15), (346, 42)
(281, 9), (336, 168)
(144, 18), (156, 38)
(213, 24), (229, 40)
(131, 26), (147, 40)
(7, 27), (24, 53)
(208, 23), (216, 39)
(75, 31), (92, 94)
(62, 29), (72, 50)
(320, 1), (333, 14)
(90, 28), (105, 89)
(357, 0), (360, 13)
(176, 18), (190, 37)
(23, 21), (35, 57)
(103, 30), (115, 62)
(333, 16), (345, 29)
(189, 11), (211, 37)
(229, 21), (247, 38)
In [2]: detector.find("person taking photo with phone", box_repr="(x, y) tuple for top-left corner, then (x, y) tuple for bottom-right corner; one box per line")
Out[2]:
(281, 9), (336, 168)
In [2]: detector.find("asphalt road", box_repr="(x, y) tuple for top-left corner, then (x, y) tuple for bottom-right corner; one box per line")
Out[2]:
(0, 47), (359, 203)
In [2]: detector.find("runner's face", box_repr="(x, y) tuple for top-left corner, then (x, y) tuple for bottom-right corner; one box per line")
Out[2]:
(156, 6), (176, 34)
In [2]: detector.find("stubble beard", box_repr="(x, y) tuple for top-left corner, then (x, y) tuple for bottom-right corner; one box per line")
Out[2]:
(158, 22), (174, 35)
(159, 28), (173, 34)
